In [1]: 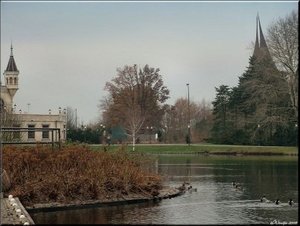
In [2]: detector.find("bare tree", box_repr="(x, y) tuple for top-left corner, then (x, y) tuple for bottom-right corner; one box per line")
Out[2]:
(66, 106), (77, 129)
(164, 98), (212, 143)
(0, 110), (23, 142)
(102, 64), (169, 150)
(267, 10), (298, 118)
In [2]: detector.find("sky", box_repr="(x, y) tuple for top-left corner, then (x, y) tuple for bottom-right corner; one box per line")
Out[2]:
(1, 1), (298, 124)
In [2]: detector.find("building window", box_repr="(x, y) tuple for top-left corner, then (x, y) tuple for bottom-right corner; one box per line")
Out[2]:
(14, 77), (17, 85)
(42, 125), (49, 139)
(28, 125), (35, 139)
(9, 77), (13, 85)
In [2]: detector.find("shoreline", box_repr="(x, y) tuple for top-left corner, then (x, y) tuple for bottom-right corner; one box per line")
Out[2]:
(90, 144), (298, 156)
(151, 151), (298, 156)
(25, 186), (183, 213)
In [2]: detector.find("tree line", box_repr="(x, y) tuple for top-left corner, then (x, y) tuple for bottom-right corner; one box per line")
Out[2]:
(65, 11), (297, 146)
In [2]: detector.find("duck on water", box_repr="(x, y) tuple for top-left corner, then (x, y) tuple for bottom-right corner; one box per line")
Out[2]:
(232, 181), (243, 191)
(260, 196), (296, 206)
(288, 199), (294, 206)
(178, 182), (197, 193)
(260, 195), (271, 203)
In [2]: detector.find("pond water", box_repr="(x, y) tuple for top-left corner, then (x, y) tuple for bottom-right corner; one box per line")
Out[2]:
(31, 155), (298, 224)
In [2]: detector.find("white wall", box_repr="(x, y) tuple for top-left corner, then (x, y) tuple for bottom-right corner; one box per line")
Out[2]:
(16, 113), (67, 142)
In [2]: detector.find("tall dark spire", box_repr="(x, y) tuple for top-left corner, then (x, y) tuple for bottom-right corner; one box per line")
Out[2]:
(5, 44), (18, 72)
(253, 13), (260, 57)
(258, 19), (268, 48)
(252, 14), (272, 61)
(10, 42), (13, 56)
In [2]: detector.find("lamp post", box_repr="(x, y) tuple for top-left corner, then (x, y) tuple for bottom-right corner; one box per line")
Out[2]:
(186, 83), (191, 145)
(100, 124), (106, 145)
(295, 123), (298, 146)
(164, 125), (168, 144)
(84, 126), (87, 143)
(150, 126), (153, 144)
(146, 126), (153, 144)
(146, 126), (149, 143)
(257, 124), (261, 146)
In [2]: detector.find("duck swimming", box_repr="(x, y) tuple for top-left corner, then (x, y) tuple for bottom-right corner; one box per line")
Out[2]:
(235, 183), (242, 190)
(288, 199), (294, 206)
(275, 199), (280, 205)
(178, 182), (192, 192)
(187, 185), (197, 192)
(178, 183), (186, 192)
(260, 195), (272, 203)
(260, 195), (267, 202)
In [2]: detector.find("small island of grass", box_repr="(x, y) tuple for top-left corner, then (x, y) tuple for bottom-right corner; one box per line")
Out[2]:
(2, 145), (168, 210)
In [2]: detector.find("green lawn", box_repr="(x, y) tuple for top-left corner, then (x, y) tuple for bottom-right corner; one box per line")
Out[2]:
(89, 143), (298, 155)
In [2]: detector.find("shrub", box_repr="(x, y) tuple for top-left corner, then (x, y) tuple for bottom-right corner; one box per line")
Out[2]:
(2, 145), (162, 206)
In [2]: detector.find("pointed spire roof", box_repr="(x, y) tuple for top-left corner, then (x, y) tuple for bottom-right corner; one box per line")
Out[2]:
(252, 14), (272, 61)
(5, 44), (19, 72)
(253, 13), (260, 57)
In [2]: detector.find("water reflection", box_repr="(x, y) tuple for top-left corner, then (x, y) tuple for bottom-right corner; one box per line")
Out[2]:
(31, 155), (298, 224)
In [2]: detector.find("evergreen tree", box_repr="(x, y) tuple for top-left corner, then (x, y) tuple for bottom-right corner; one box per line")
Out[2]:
(211, 56), (295, 145)
(211, 85), (232, 144)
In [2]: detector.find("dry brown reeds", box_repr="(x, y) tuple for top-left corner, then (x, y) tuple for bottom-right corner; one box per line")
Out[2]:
(2, 145), (162, 206)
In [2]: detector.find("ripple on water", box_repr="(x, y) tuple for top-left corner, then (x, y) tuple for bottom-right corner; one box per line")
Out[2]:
(31, 156), (298, 224)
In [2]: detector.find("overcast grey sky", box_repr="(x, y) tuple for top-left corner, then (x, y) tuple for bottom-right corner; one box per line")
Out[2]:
(1, 1), (297, 124)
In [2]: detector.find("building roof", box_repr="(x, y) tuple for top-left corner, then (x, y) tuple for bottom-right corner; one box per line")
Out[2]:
(252, 14), (272, 61)
(5, 45), (18, 72)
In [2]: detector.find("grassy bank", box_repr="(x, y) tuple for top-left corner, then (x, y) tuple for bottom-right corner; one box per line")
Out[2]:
(2, 145), (162, 206)
(90, 143), (298, 155)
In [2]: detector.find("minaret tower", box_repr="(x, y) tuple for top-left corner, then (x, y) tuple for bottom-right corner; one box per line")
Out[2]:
(4, 44), (19, 99)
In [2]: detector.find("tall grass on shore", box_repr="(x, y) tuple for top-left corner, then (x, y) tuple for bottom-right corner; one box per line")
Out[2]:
(2, 145), (162, 206)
